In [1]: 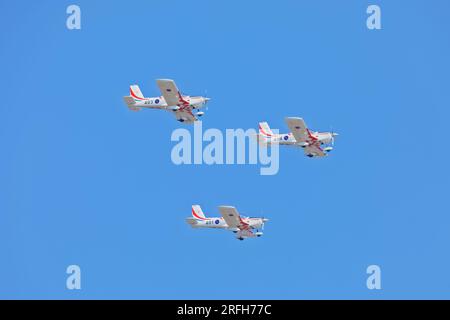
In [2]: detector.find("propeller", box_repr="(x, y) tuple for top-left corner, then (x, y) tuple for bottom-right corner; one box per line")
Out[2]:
(204, 89), (209, 111)
(259, 208), (268, 231)
(330, 126), (338, 146)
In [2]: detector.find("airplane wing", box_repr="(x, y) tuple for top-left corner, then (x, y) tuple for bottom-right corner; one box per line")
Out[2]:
(156, 79), (184, 106)
(173, 109), (197, 123)
(236, 229), (255, 239)
(285, 117), (309, 143)
(219, 206), (250, 230)
(304, 143), (326, 157)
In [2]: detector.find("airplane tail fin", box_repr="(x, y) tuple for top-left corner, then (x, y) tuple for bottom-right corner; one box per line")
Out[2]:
(192, 205), (207, 220)
(130, 85), (145, 101)
(258, 122), (274, 138)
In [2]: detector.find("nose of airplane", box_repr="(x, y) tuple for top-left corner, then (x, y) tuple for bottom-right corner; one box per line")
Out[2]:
(263, 218), (269, 223)
(332, 132), (339, 137)
(204, 97), (211, 103)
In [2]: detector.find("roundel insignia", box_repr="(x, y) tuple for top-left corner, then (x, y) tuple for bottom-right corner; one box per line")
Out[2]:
(284, 135), (289, 141)
(215, 219), (220, 225)
(155, 99), (160, 104)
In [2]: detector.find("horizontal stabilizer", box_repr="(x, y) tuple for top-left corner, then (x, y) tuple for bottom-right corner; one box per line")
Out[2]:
(186, 217), (198, 226)
(256, 133), (269, 146)
(123, 96), (141, 111)
(123, 96), (136, 105)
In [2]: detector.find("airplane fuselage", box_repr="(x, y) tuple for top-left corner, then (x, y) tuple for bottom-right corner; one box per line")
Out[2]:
(266, 132), (334, 146)
(132, 95), (208, 110)
(187, 217), (265, 230)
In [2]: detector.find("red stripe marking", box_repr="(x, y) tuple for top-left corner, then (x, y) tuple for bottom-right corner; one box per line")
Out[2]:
(130, 87), (145, 101)
(177, 91), (190, 107)
(259, 124), (273, 137)
(239, 217), (251, 230)
(192, 207), (207, 220)
(307, 129), (318, 142)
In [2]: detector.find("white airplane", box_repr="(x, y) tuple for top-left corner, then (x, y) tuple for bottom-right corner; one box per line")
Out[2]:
(123, 79), (210, 124)
(258, 117), (338, 157)
(186, 205), (269, 241)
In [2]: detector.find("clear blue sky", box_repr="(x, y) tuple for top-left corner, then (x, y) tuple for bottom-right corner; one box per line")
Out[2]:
(1, 0), (450, 299)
